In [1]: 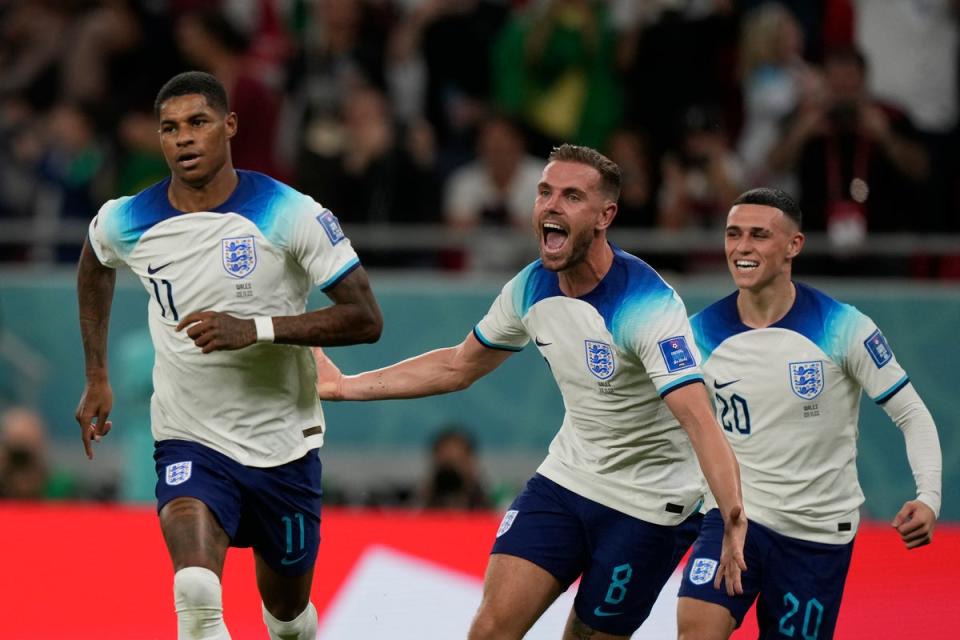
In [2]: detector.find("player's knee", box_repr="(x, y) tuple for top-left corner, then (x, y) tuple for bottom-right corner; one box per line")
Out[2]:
(173, 567), (230, 639)
(677, 615), (731, 640)
(262, 601), (317, 640)
(174, 567), (223, 612)
(468, 606), (520, 640)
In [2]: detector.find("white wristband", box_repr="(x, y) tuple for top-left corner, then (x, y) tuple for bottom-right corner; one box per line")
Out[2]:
(254, 317), (275, 343)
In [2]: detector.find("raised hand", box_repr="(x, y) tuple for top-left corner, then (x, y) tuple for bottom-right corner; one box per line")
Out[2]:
(312, 347), (344, 400)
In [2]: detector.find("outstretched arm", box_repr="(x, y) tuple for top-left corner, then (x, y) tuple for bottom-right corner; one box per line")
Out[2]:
(881, 384), (941, 549)
(75, 237), (116, 459)
(176, 266), (383, 353)
(314, 332), (514, 401)
(664, 382), (747, 595)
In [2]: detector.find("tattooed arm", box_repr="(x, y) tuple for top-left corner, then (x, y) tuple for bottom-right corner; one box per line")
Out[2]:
(75, 237), (116, 459)
(176, 267), (383, 353)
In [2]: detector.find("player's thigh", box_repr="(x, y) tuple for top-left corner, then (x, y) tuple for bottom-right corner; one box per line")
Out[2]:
(159, 497), (231, 574)
(678, 509), (762, 630)
(254, 549), (316, 621)
(155, 440), (241, 574)
(573, 510), (701, 637)
(755, 532), (854, 640)
(240, 450), (323, 602)
(562, 606), (633, 640)
(469, 553), (565, 640)
(677, 597), (736, 640)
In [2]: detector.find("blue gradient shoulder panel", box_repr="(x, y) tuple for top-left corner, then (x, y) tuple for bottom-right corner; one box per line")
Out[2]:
(101, 171), (313, 258)
(691, 283), (865, 364)
(212, 170), (315, 244)
(511, 247), (676, 351)
(100, 179), (177, 258)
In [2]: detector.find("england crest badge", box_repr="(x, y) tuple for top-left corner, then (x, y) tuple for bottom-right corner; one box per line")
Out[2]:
(585, 340), (615, 380)
(789, 360), (824, 400)
(688, 558), (718, 585)
(222, 236), (257, 278)
(497, 510), (518, 538)
(165, 461), (192, 486)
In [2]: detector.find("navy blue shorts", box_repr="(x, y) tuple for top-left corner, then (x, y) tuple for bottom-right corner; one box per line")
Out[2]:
(492, 473), (702, 636)
(154, 439), (323, 577)
(678, 509), (854, 639)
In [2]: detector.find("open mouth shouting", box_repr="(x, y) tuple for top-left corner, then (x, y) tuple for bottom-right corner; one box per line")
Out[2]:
(541, 221), (569, 256)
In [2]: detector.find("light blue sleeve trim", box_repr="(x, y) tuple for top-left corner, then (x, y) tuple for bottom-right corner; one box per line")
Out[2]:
(658, 373), (705, 398)
(472, 326), (524, 352)
(872, 375), (910, 404)
(318, 257), (360, 291)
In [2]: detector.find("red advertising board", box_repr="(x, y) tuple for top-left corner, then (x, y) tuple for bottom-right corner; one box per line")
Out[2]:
(0, 504), (956, 638)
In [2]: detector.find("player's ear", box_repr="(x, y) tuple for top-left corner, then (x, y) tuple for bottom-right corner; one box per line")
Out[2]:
(224, 111), (238, 140)
(597, 201), (617, 230)
(786, 231), (805, 259)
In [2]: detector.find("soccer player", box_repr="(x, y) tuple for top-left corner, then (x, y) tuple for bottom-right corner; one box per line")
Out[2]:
(74, 71), (382, 640)
(312, 144), (747, 639)
(677, 188), (942, 640)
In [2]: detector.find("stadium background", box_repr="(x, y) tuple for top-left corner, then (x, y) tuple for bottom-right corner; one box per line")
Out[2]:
(0, 0), (958, 638)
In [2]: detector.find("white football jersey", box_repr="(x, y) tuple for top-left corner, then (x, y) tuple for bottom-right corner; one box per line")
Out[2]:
(475, 247), (707, 525)
(691, 282), (911, 543)
(89, 170), (360, 467)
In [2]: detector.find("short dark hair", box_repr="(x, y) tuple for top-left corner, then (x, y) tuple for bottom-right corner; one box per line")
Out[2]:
(548, 143), (621, 201)
(154, 71), (229, 118)
(732, 187), (803, 229)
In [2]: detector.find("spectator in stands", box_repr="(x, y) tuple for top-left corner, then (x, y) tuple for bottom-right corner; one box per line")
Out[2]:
(491, 0), (623, 153)
(296, 83), (440, 225)
(617, 0), (739, 157)
(658, 105), (745, 230)
(0, 407), (75, 500)
(418, 426), (490, 511)
(737, 2), (820, 193)
(854, 0), (959, 234)
(175, 8), (285, 178)
(281, 0), (393, 171)
(35, 100), (112, 262)
(444, 115), (544, 231)
(0, 0), (72, 109)
(388, 0), (510, 169)
(768, 47), (930, 245)
(604, 127), (656, 227)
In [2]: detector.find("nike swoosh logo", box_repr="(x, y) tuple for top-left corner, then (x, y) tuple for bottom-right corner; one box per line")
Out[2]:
(535, 337), (552, 347)
(713, 379), (741, 389)
(147, 262), (173, 275)
(280, 552), (307, 566)
(593, 607), (624, 617)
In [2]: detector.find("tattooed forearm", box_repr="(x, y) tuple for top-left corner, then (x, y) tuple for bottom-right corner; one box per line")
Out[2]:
(77, 238), (116, 377)
(273, 267), (383, 346)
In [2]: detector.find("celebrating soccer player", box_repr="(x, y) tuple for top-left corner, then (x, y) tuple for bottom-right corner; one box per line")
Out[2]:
(75, 71), (382, 640)
(313, 144), (747, 639)
(677, 188), (942, 639)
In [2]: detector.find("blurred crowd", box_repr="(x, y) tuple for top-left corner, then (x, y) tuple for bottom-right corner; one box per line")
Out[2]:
(0, 0), (958, 273)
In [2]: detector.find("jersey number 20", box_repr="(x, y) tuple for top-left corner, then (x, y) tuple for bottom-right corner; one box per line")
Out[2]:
(714, 392), (750, 435)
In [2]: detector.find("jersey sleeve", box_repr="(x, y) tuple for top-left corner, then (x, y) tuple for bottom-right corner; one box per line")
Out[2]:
(473, 276), (529, 352)
(286, 201), (360, 291)
(87, 199), (125, 268)
(629, 289), (704, 397)
(843, 312), (910, 404)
